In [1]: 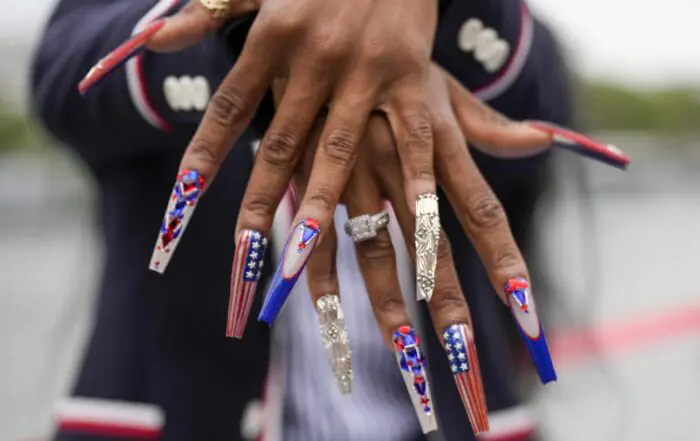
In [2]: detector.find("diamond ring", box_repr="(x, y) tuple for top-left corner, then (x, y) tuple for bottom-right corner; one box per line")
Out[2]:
(344, 210), (390, 242)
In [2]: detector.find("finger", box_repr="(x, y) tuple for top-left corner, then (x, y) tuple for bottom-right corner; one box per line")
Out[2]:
(385, 91), (440, 302)
(149, 34), (276, 274)
(305, 222), (353, 395)
(375, 137), (488, 434)
(147, 0), (258, 53)
(343, 152), (436, 434)
(227, 81), (328, 336)
(78, 19), (167, 95)
(443, 68), (630, 167)
(433, 116), (557, 385)
(257, 90), (373, 325)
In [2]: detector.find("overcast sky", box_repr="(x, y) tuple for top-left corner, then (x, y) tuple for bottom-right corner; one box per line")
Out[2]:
(1, 0), (699, 90)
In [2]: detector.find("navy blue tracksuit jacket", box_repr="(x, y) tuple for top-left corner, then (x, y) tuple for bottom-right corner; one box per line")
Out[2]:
(31, 0), (571, 440)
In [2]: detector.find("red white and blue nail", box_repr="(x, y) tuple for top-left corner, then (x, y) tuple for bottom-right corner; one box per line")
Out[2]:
(258, 218), (320, 325)
(393, 325), (437, 434)
(527, 121), (630, 169)
(442, 324), (489, 434)
(505, 277), (557, 384)
(78, 19), (167, 95)
(149, 169), (205, 273)
(227, 230), (268, 338)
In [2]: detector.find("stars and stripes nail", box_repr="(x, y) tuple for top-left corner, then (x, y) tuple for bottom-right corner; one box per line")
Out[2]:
(393, 325), (437, 434)
(227, 229), (268, 338)
(78, 19), (167, 95)
(258, 218), (320, 325)
(443, 324), (489, 433)
(527, 121), (630, 169)
(149, 169), (205, 274)
(505, 276), (557, 384)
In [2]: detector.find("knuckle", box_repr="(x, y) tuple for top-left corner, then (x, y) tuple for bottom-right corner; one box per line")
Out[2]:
(188, 139), (220, 171)
(243, 191), (278, 225)
(260, 131), (299, 169)
(432, 285), (467, 315)
(323, 130), (357, 168)
(493, 247), (522, 271)
(436, 232), (453, 265)
(406, 116), (433, 147)
(377, 296), (405, 318)
(208, 91), (247, 125)
(467, 191), (507, 230)
(307, 186), (337, 212)
(261, 14), (301, 38)
(357, 234), (395, 265)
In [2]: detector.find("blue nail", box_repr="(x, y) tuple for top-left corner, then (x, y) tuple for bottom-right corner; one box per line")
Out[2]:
(505, 277), (557, 384)
(258, 218), (320, 325)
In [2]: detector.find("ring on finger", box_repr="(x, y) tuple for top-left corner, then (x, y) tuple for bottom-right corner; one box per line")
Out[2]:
(200, 0), (231, 18)
(344, 210), (390, 242)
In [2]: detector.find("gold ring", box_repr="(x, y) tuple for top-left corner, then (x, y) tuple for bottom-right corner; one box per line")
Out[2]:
(200, 0), (231, 19)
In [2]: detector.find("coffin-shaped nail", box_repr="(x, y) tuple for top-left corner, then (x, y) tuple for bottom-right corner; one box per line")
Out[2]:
(316, 294), (353, 394)
(527, 121), (630, 169)
(505, 277), (557, 384)
(226, 229), (268, 338)
(78, 19), (167, 95)
(393, 325), (437, 433)
(443, 324), (489, 433)
(149, 169), (205, 273)
(258, 218), (321, 325)
(415, 193), (440, 302)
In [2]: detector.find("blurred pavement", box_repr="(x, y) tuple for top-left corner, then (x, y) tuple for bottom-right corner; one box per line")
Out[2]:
(0, 135), (699, 441)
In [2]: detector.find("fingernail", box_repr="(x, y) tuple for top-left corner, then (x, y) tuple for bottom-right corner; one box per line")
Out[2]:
(226, 230), (268, 338)
(526, 121), (631, 169)
(78, 19), (167, 95)
(149, 169), (205, 273)
(505, 277), (557, 384)
(415, 193), (440, 302)
(393, 325), (438, 434)
(442, 324), (489, 433)
(258, 218), (321, 325)
(316, 294), (353, 395)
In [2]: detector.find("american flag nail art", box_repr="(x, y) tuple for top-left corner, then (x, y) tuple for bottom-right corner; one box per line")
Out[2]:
(227, 229), (268, 338)
(527, 121), (630, 169)
(78, 19), (167, 95)
(443, 324), (489, 433)
(149, 169), (205, 274)
(505, 277), (557, 384)
(393, 325), (437, 434)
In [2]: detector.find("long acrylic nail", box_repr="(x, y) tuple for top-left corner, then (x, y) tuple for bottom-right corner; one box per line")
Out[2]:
(316, 294), (353, 394)
(505, 277), (557, 384)
(226, 230), (268, 338)
(393, 325), (437, 433)
(149, 169), (205, 273)
(415, 193), (440, 302)
(527, 121), (630, 169)
(258, 218), (321, 325)
(78, 19), (167, 95)
(443, 324), (489, 433)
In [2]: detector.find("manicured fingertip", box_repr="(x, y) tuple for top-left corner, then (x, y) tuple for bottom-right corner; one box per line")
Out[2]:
(504, 277), (557, 384)
(257, 218), (321, 325)
(527, 121), (630, 170)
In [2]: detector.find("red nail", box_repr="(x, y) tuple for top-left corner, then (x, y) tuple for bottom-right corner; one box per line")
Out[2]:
(78, 19), (167, 95)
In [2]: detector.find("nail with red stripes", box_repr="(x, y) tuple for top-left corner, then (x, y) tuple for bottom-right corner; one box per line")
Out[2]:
(442, 324), (489, 434)
(227, 229), (268, 338)
(505, 277), (557, 384)
(149, 169), (205, 273)
(78, 19), (167, 95)
(258, 218), (321, 325)
(527, 121), (631, 169)
(393, 325), (438, 434)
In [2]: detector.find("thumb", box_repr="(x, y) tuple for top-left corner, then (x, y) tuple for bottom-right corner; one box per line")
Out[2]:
(146, 2), (221, 52)
(443, 71), (551, 157)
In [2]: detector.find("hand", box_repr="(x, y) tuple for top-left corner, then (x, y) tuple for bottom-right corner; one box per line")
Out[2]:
(144, 0), (445, 276)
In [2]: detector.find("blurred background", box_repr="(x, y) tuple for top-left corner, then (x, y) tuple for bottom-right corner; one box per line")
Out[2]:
(1, 0), (698, 440)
